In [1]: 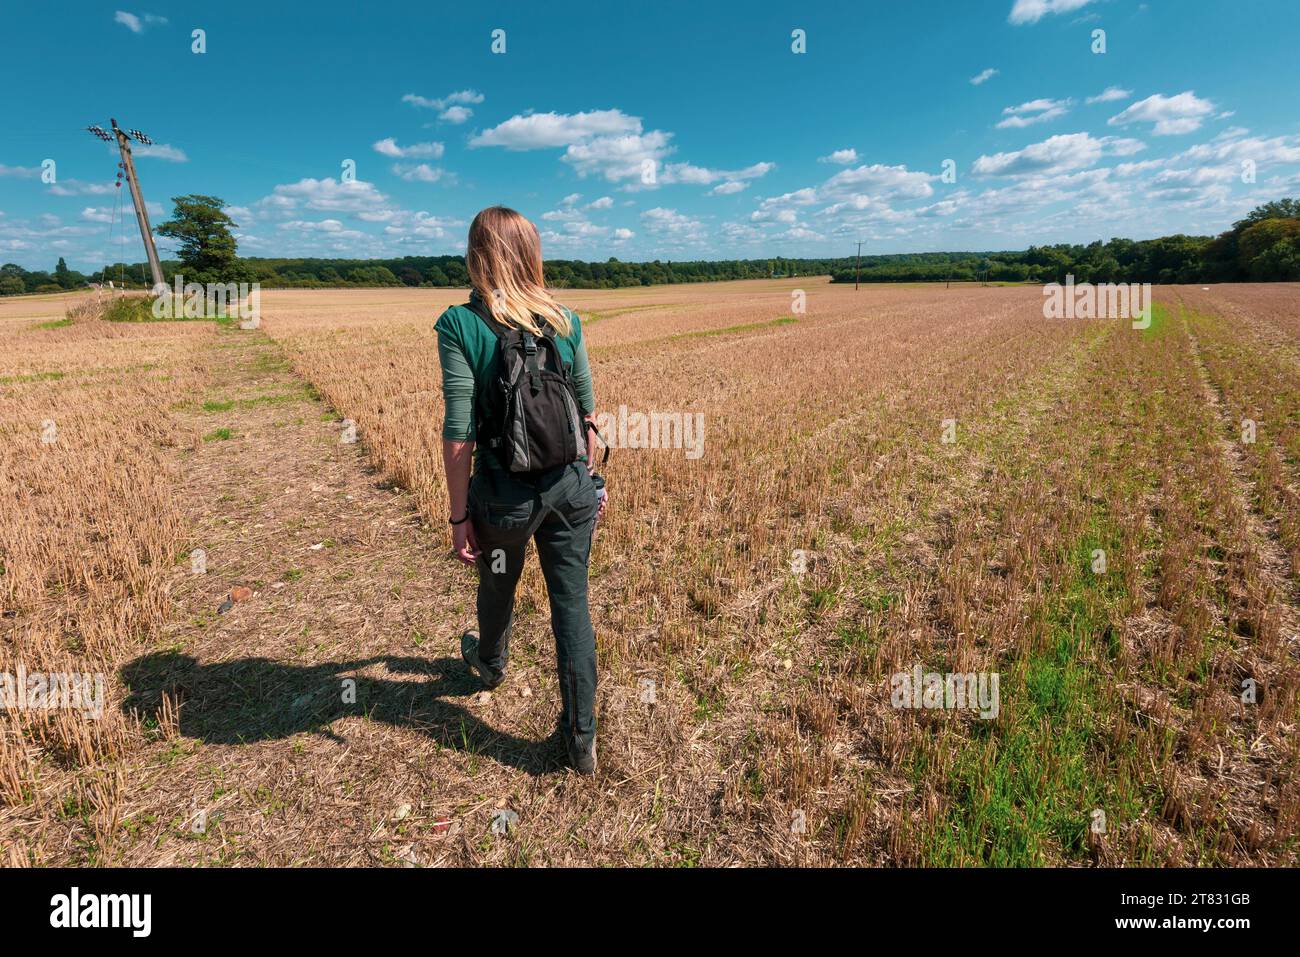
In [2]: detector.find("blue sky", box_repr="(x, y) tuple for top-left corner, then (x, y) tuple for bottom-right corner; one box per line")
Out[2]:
(2, 0), (1299, 271)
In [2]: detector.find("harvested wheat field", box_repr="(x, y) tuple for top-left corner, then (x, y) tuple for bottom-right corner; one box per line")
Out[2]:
(2, 278), (1298, 866)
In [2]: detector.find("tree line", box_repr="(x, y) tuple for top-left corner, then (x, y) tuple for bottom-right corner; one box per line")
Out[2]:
(828, 199), (1300, 285)
(2, 197), (1296, 296)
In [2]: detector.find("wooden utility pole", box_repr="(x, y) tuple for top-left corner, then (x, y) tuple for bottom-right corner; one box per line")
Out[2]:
(854, 240), (865, 291)
(111, 119), (165, 292)
(91, 119), (165, 292)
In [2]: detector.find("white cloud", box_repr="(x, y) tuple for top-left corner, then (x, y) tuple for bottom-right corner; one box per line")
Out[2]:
(114, 11), (166, 32)
(539, 218), (616, 247)
(257, 177), (396, 221)
(1113, 159), (1165, 177)
(746, 162), (934, 234)
(133, 143), (187, 162)
(781, 226), (825, 243)
(661, 160), (774, 190)
(820, 163), (935, 200)
(1086, 86), (1131, 105)
(440, 106), (473, 124)
(997, 97), (1072, 129)
(47, 179), (116, 196)
(542, 205), (583, 222)
(1108, 91), (1215, 136)
(819, 148), (859, 164)
(470, 110), (642, 150)
(612, 228), (634, 240)
(560, 131), (674, 184)
(1179, 130), (1300, 167)
(1105, 137), (1147, 157)
(1008, 0), (1097, 25)
(382, 211), (464, 241)
(640, 207), (706, 242)
(470, 108), (767, 191)
(751, 188), (819, 223)
(391, 163), (446, 183)
(0, 165), (40, 178)
(563, 221), (609, 238)
(538, 193), (631, 244)
(973, 132), (1107, 177)
(277, 220), (368, 241)
(970, 68), (999, 86)
(82, 201), (162, 223)
(1151, 166), (1239, 187)
(372, 138), (444, 159)
(403, 90), (484, 111)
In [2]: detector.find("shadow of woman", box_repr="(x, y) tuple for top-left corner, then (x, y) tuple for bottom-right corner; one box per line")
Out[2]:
(119, 651), (562, 776)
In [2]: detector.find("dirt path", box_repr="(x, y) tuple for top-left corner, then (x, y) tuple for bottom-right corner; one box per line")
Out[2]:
(113, 323), (588, 865)
(1176, 298), (1300, 637)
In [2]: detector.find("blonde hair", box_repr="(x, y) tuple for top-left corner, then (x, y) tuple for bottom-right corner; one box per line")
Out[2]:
(466, 206), (572, 337)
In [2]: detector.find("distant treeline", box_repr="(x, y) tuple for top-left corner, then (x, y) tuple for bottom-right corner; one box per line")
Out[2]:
(830, 199), (1300, 286)
(222, 254), (847, 288)
(3, 198), (1296, 296)
(1, 254), (841, 293)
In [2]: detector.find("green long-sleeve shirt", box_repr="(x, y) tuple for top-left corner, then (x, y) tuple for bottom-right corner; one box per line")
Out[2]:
(435, 300), (594, 443)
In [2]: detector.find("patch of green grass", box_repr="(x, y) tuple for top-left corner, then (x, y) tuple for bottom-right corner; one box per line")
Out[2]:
(805, 586), (837, 616)
(920, 526), (1147, 866)
(242, 388), (315, 407)
(203, 427), (234, 442)
(102, 296), (162, 323)
(253, 352), (291, 373)
(0, 370), (65, 385)
(671, 315), (798, 341)
(34, 318), (74, 330)
(583, 302), (680, 325)
(834, 622), (880, 653)
(202, 399), (236, 413)
(1141, 301), (1169, 339)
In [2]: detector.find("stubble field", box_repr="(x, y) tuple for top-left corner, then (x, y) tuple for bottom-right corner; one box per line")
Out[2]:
(1, 278), (1297, 866)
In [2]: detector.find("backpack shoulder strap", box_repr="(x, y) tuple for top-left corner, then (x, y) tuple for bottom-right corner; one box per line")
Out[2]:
(463, 299), (509, 342)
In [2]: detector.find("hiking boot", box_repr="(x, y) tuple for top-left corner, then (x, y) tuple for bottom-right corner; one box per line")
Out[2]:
(460, 631), (504, 690)
(567, 736), (597, 775)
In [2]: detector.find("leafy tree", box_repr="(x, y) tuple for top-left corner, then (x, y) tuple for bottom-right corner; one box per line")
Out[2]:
(1234, 198), (1300, 230)
(1237, 218), (1300, 267)
(1252, 239), (1300, 280)
(442, 260), (469, 286)
(156, 194), (249, 282)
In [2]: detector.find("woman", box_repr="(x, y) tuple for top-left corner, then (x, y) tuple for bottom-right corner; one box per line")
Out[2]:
(435, 206), (606, 775)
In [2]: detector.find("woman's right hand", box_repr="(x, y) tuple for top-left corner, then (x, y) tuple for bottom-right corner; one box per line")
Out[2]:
(453, 520), (480, 565)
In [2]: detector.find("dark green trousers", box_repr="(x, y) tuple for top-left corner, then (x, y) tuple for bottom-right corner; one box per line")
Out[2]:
(468, 461), (599, 751)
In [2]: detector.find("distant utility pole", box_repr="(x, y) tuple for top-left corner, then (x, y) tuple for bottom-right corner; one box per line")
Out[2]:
(86, 119), (165, 293)
(854, 240), (865, 291)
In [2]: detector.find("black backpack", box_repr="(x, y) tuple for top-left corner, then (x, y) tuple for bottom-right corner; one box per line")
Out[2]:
(465, 299), (587, 474)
